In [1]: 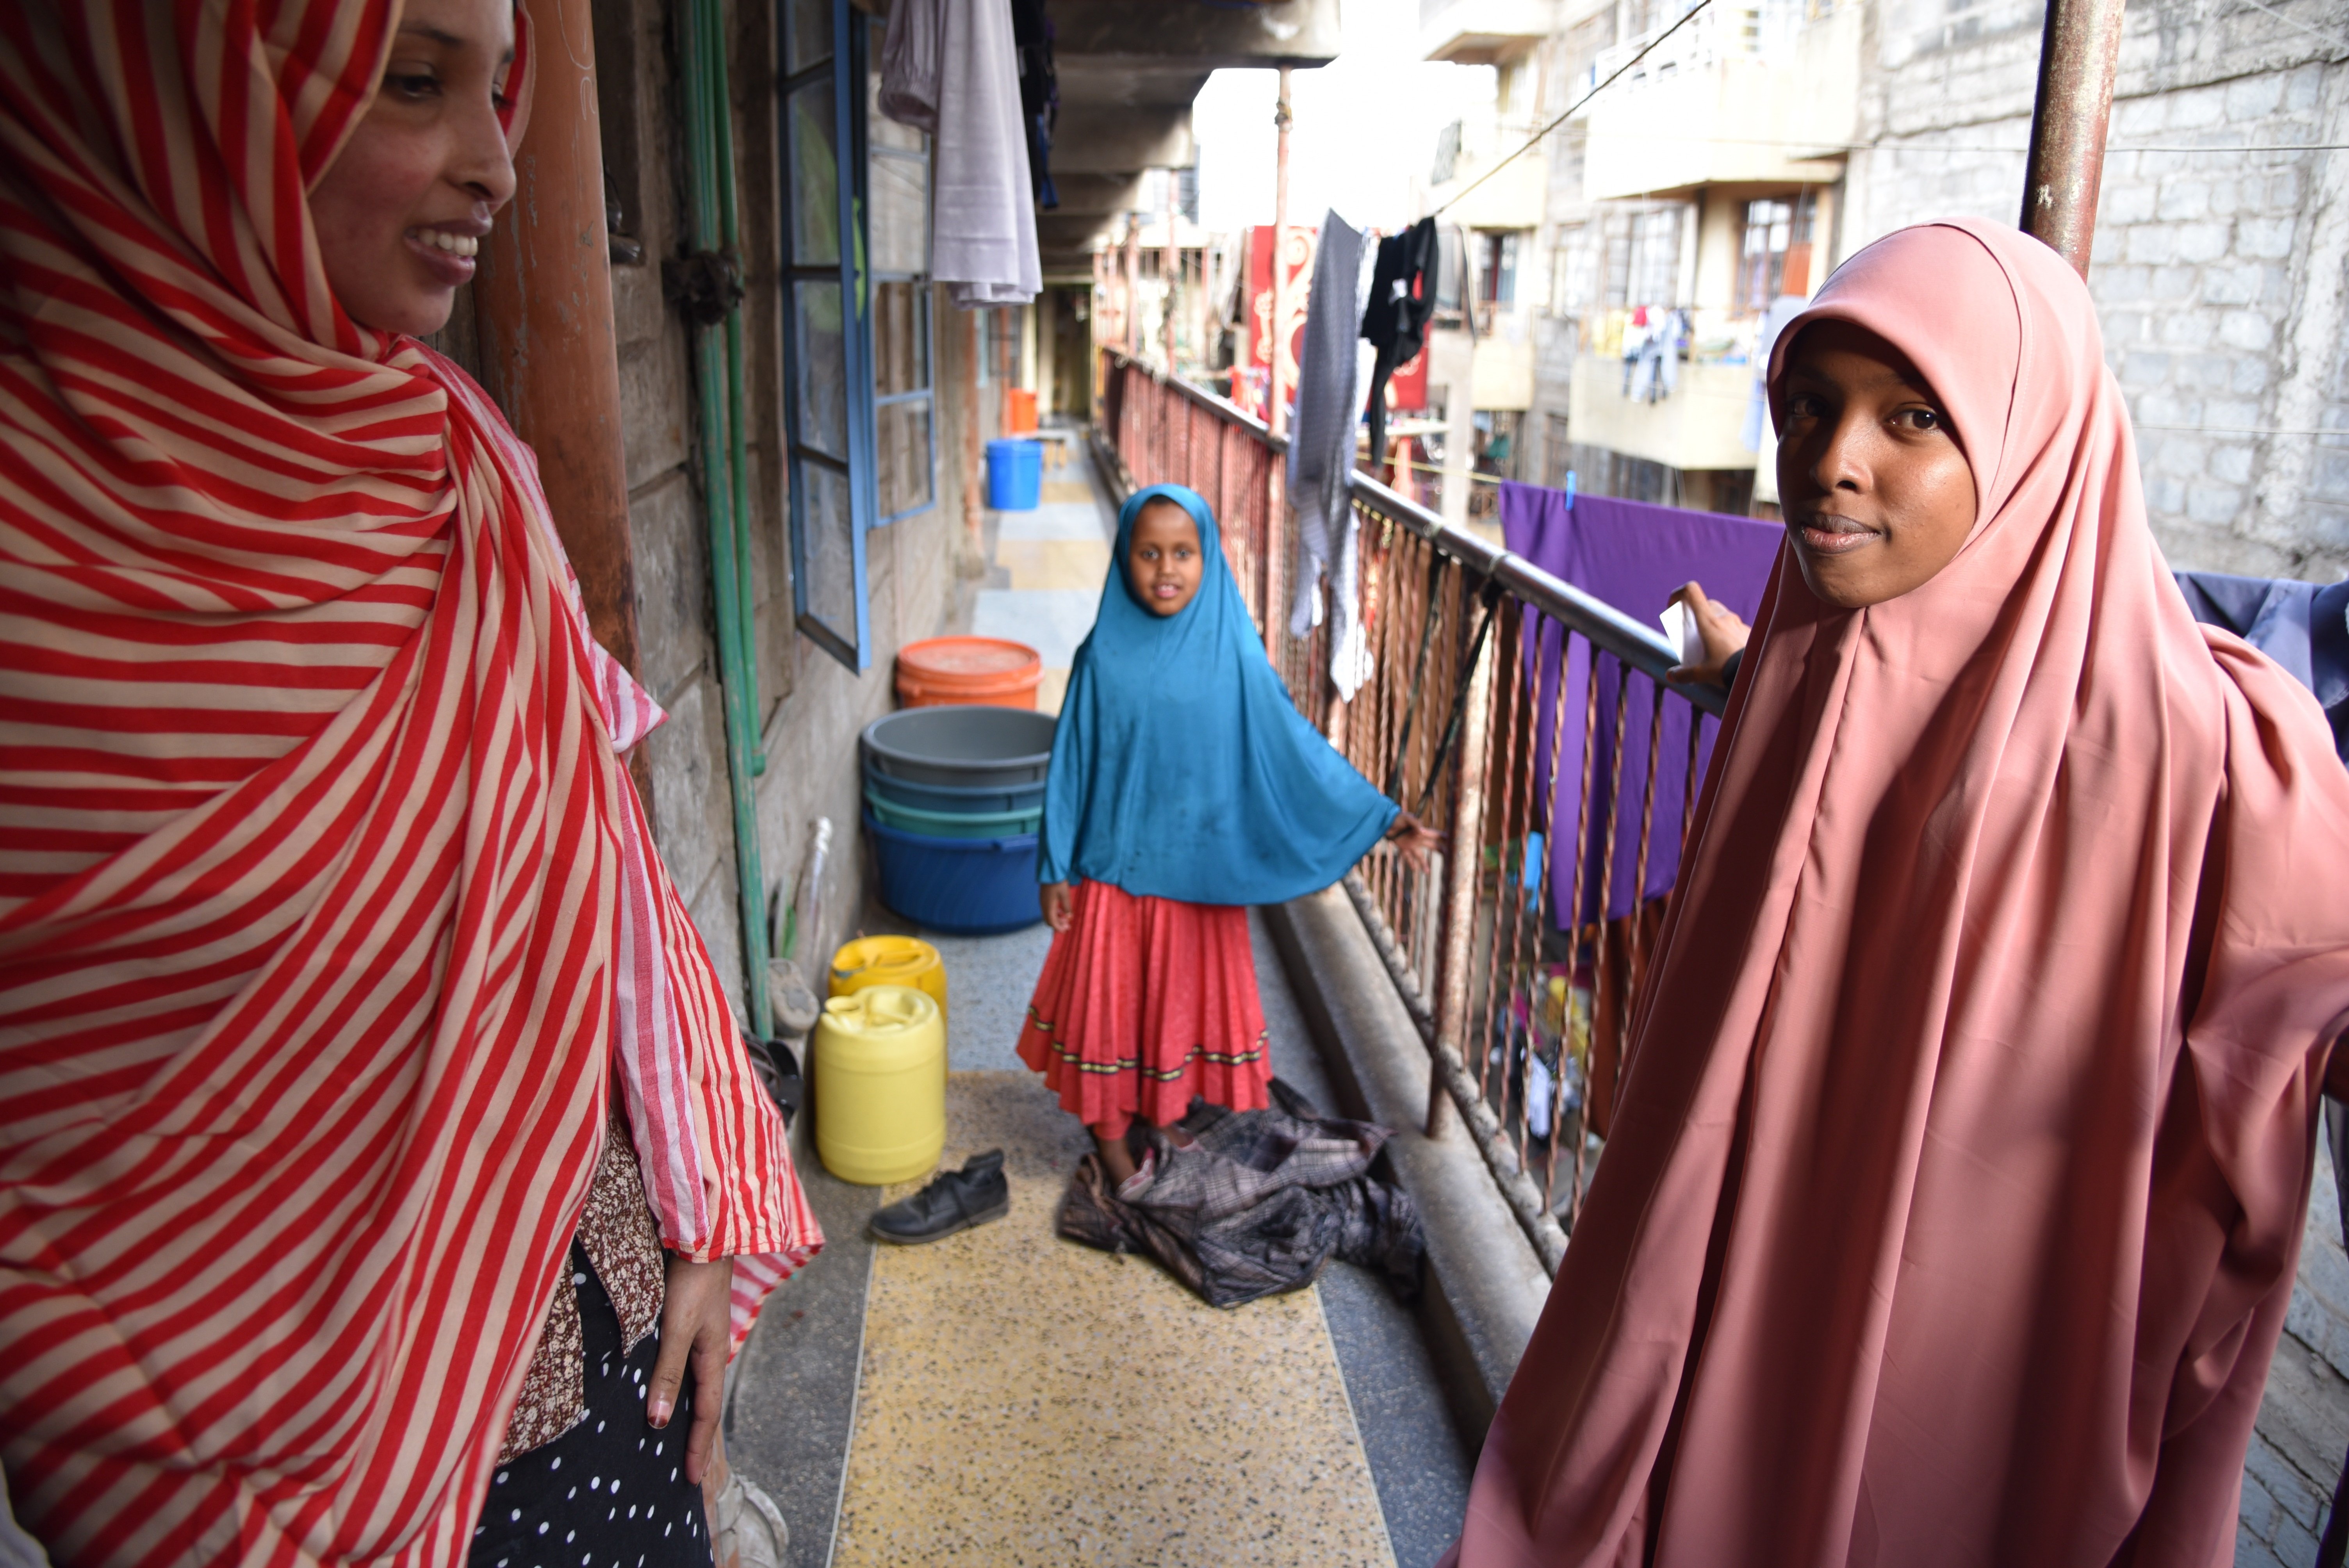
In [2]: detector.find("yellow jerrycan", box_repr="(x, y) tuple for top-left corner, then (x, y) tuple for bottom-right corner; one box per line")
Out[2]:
(829, 935), (949, 1024)
(812, 985), (946, 1185)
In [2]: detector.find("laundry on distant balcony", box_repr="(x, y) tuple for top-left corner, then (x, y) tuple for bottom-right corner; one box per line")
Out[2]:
(882, 0), (1038, 305)
(1625, 306), (1688, 403)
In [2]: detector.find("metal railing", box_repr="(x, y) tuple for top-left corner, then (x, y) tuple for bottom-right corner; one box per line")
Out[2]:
(1097, 349), (1727, 1273)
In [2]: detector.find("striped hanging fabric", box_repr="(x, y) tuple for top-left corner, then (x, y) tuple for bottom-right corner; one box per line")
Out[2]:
(0, 4), (818, 1565)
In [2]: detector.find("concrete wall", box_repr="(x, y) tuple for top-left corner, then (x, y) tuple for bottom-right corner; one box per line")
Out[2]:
(1579, 6), (1859, 200)
(1568, 355), (1759, 470)
(1843, 0), (2349, 579)
(597, 0), (973, 1010)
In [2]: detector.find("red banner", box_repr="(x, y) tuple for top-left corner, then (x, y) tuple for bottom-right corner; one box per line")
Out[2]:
(1235, 223), (1314, 423)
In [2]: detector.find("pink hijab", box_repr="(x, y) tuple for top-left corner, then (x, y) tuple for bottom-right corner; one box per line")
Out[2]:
(1446, 219), (2349, 1566)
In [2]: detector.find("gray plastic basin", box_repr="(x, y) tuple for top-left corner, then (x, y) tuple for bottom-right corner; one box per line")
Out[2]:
(861, 705), (1057, 788)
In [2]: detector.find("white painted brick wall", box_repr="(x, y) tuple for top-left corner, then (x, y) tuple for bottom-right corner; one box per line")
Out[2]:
(1844, 0), (2349, 579)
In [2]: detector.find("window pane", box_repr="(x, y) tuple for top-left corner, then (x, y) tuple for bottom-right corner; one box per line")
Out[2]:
(873, 281), (928, 397)
(798, 461), (859, 636)
(870, 153), (929, 276)
(878, 399), (934, 519)
(788, 80), (839, 267)
(786, 0), (831, 75)
(793, 280), (849, 460)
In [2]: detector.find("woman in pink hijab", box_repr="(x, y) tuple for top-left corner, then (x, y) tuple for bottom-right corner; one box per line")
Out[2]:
(1444, 218), (2349, 1566)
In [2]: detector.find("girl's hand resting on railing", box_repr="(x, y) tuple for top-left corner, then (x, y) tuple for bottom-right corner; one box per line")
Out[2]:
(1665, 581), (1751, 689)
(1041, 881), (1073, 932)
(1385, 810), (1442, 874)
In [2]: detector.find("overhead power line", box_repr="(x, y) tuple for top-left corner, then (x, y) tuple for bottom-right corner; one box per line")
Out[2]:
(1432, 0), (1717, 217)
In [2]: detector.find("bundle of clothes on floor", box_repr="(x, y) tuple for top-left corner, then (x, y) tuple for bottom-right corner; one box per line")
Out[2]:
(1055, 1079), (1424, 1310)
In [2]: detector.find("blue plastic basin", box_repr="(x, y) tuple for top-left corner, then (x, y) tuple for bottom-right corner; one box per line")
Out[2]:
(863, 811), (1043, 935)
(862, 706), (1056, 789)
(986, 437), (1043, 511)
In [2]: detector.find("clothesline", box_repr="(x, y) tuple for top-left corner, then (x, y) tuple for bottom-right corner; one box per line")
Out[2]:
(1579, 132), (2349, 155)
(1431, 0), (1717, 217)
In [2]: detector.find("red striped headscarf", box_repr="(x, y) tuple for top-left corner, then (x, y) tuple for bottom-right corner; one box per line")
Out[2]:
(0, 4), (818, 1564)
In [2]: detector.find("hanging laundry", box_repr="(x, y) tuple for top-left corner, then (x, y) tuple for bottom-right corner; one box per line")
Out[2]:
(1629, 306), (1682, 403)
(878, 0), (940, 130)
(1359, 217), (1437, 464)
(1285, 211), (1376, 697)
(1497, 480), (1782, 929)
(1619, 305), (1650, 397)
(1010, 0), (1057, 208)
(1742, 292), (1808, 451)
(2175, 570), (2349, 760)
(900, 0), (1039, 306)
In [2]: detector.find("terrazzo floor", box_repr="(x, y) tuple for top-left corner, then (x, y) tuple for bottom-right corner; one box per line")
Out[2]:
(829, 1073), (1396, 1568)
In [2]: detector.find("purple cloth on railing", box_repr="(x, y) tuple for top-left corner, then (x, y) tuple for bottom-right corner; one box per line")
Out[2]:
(1497, 481), (1782, 927)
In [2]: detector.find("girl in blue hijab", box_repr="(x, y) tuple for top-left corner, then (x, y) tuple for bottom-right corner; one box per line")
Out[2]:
(1015, 484), (1435, 1185)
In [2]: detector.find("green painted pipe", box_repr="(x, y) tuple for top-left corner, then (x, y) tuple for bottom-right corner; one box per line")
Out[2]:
(678, 0), (772, 1037)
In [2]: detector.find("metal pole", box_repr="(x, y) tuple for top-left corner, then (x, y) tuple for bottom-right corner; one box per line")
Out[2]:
(1123, 214), (1142, 356)
(1429, 601), (1495, 1138)
(1164, 171), (1181, 373)
(2019, 0), (2127, 274)
(1268, 66), (1294, 439)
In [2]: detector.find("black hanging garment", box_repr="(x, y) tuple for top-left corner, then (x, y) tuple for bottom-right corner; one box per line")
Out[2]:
(1010, 0), (1057, 209)
(1358, 217), (1439, 466)
(1055, 1079), (1425, 1310)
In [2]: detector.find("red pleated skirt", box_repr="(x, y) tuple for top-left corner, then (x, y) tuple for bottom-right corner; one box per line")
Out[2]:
(1016, 879), (1270, 1133)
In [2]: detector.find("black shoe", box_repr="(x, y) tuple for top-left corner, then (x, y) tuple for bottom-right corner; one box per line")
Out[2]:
(868, 1150), (1009, 1245)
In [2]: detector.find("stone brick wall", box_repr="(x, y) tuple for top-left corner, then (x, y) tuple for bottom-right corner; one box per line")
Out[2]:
(596, 0), (970, 1010)
(2244, 1133), (2349, 1566)
(1842, 0), (2349, 579)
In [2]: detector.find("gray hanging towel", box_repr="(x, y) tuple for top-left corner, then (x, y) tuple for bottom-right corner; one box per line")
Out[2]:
(929, 0), (1039, 306)
(877, 0), (940, 132)
(1286, 212), (1374, 697)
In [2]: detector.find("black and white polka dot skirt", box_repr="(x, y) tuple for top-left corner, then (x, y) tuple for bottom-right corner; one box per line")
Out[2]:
(468, 1242), (714, 1568)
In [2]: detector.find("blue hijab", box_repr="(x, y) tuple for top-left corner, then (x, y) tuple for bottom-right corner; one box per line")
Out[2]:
(1040, 485), (1398, 905)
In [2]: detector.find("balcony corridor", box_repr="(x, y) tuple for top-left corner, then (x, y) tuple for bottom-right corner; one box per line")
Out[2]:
(719, 444), (1474, 1568)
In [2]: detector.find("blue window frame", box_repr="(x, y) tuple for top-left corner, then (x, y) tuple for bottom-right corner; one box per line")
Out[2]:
(866, 15), (937, 526)
(780, 0), (872, 669)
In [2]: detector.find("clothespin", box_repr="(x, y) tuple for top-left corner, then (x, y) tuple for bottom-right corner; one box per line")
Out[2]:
(1563, 469), (1577, 510)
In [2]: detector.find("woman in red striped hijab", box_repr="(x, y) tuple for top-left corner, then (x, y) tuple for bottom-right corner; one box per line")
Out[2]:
(0, 2), (818, 1564)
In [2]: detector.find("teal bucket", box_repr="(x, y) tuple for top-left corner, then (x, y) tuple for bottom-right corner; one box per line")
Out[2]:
(864, 786), (1044, 841)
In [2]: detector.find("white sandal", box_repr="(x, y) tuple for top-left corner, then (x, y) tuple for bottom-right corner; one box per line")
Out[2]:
(711, 1470), (790, 1568)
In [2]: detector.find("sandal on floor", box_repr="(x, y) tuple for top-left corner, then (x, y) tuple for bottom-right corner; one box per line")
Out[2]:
(711, 1470), (789, 1568)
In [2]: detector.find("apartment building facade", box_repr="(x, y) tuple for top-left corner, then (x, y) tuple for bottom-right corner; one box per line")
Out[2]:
(1428, 0), (2349, 592)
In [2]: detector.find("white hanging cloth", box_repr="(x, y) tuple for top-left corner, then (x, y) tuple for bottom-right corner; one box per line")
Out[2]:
(892, 0), (1039, 306)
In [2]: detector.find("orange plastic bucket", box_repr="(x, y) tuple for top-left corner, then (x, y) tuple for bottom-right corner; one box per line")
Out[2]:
(895, 637), (1043, 710)
(1003, 387), (1038, 435)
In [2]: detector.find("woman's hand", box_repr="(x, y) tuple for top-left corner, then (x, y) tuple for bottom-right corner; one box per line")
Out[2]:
(1041, 881), (1073, 931)
(1665, 581), (1751, 689)
(647, 1252), (733, 1486)
(1386, 810), (1443, 874)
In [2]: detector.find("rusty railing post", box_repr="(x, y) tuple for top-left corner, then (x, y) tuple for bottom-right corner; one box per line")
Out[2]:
(1123, 215), (1142, 356)
(1268, 66), (1295, 440)
(1429, 598), (1495, 1138)
(2020, 0), (2127, 274)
